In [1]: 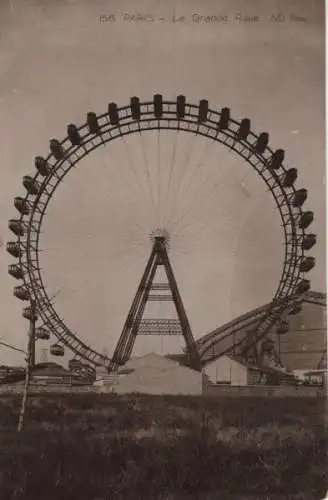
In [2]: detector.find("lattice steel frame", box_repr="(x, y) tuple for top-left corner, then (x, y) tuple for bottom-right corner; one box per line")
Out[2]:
(7, 95), (315, 367)
(110, 235), (201, 371)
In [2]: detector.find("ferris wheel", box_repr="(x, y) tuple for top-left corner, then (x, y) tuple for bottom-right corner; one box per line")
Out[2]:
(6, 95), (316, 369)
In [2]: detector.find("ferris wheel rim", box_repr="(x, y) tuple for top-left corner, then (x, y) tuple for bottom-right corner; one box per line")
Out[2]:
(7, 95), (315, 366)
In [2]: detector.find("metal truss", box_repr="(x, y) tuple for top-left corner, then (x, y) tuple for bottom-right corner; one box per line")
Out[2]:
(138, 319), (183, 335)
(109, 235), (201, 371)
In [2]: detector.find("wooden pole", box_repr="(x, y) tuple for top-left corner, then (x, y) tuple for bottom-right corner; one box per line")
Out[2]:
(17, 299), (36, 432)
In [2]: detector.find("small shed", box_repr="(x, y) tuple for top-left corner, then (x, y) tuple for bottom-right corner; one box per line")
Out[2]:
(204, 355), (248, 385)
(204, 355), (296, 386)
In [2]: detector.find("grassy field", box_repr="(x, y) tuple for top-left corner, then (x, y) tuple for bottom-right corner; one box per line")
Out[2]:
(0, 393), (327, 499)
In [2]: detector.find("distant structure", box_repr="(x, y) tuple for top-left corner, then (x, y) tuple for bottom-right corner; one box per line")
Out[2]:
(197, 291), (326, 372)
(278, 292), (326, 370)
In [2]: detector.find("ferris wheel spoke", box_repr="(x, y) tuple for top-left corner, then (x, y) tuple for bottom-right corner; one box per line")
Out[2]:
(169, 144), (254, 233)
(138, 127), (158, 220)
(110, 160), (152, 229)
(156, 126), (162, 226)
(171, 215), (212, 238)
(169, 166), (222, 231)
(175, 138), (218, 204)
(119, 135), (157, 222)
(168, 144), (221, 229)
(169, 232), (195, 260)
(178, 174), (220, 226)
(109, 231), (147, 261)
(166, 130), (199, 224)
(80, 134), (148, 228)
(170, 178), (233, 233)
(162, 128), (179, 228)
(166, 128), (218, 229)
(170, 221), (213, 254)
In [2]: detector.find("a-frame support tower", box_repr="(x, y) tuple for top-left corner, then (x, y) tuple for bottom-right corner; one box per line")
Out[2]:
(109, 236), (202, 372)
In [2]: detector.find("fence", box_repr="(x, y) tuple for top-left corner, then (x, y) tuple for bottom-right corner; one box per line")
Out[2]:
(204, 383), (326, 397)
(0, 382), (326, 397)
(0, 384), (95, 395)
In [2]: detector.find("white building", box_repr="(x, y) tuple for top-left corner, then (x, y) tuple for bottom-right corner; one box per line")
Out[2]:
(204, 355), (296, 386)
(95, 352), (207, 395)
(204, 355), (248, 385)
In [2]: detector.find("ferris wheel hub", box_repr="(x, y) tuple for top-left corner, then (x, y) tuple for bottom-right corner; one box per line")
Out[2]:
(150, 228), (170, 246)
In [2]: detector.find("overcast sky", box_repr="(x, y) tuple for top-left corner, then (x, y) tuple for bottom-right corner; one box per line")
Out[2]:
(0, 0), (325, 366)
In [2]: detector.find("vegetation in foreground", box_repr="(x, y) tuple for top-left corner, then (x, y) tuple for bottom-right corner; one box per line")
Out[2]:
(0, 393), (327, 499)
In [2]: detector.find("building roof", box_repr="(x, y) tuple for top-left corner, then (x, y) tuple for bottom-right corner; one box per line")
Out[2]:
(32, 362), (70, 377)
(253, 365), (295, 378)
(118, 368), (135, 375)
(215, 354), (296, 378)
(165, 354), (188, 365)
(124, 352), (179, 369)
(304, 291), (326, 306)
(0, 365), (24, 371)
(304, 369), (327, 376)
(197, 290), (326, 352)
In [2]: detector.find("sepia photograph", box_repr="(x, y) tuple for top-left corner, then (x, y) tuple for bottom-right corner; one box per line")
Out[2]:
(0, 0), (326, 498)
